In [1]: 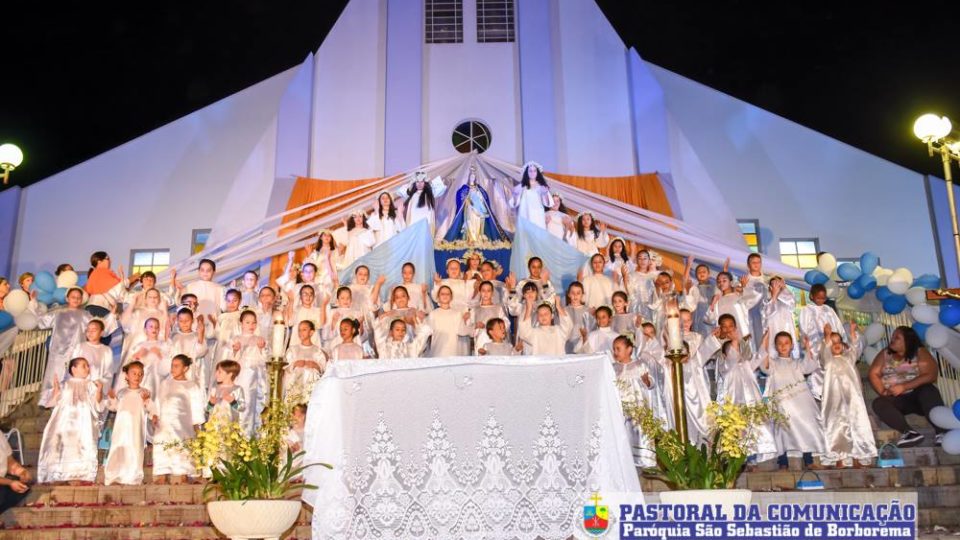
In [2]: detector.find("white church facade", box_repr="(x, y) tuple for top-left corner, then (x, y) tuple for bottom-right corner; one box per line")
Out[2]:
(1, 0), (952, 285)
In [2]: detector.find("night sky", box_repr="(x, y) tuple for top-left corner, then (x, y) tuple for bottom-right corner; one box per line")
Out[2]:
(2, 2), (958, 190)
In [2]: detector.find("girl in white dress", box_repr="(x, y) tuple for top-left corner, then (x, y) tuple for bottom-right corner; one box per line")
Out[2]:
(799, 283), (847, 401)
(625, 249), (659, 320)
(348, 266), (380, 314)
(324, 287), (365, 344)
(612, 335), (657, 467)
(104, 361), (157, 485)
(705, 271), (761, 340)
(231, 311), (268, 435)
(432, 258), (476, 311)
(288, 285), (326, 345)
(762, 277), (799, 359)
(680, 310), (714, 446)
(605, 238), (633, 276)
(569, 212), (609, 256)
(544, 192), (574, 241)
(120, 287), (168, 365)
(467, 281), (510, 354)
(375, 318), (432, 360)
(394, 263), (431, 312)
(71, 319), (114, 390)
(818, 323), (875, 468)
(368, 192), (406, 246)
(169, 307), (209, 388)
(580, 253), (619, 309)
(330, 318), (365, 361)
(761, 332), (825, 470)
(152, 354), (206, 484)
(172, 259), (224, 323)
(424, 286), (472, 357)
(379, 286), (426, 333)
(285, 321), (326, 396)
(610, 291), (642, 336)
(463, 251), (484, 281)
(404, 172), (439, 231)
(37, 287), (92, 407)
(211, 289), (243, 364)
(476, 261), (507, 305)
(564, 282), (592, 354)
(340, 210), (376, 270)
(517, 296), (574, 356)
(303, 231), (341, 292)
(510, 161), (552, 229)
(125, 318), (169, 395)
(37, 357), (103, 484)
(576, 306), (618, 354)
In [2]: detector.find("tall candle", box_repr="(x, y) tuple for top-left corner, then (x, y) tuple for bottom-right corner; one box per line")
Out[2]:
(666, 316), (683, 352)
(271, 322), (286, 357)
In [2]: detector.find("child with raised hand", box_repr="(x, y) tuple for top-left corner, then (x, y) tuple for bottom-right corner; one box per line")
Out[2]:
(37, 287), (93, 407)
(207, 360), (245, 424)
(72, 319), (114, 392)
(612, 335), (657, 468)
(577, 305), (618, 354)
(762, 276), (799, 359)
(424, 285), (472, 357)
(103, 361), (157, 485)
(467, 281), (510, 355)
(288, 284), (326, 347)
(121, 287), (168, 365)
(231, 310), (268, 435)
(213, 288), (243, 363)
(679, 309), (714, 446)
(172, 258), (225, 322)
(799, 283), (847, 400)
(563, 281), (591, 354)
(518, 295), (573, 356)
(152, 354), (205, 485)
(37, 357), (104, 485)
(125, 318), (168, 395)
(394, 263), (431, 313)
(692, 263), (717, 336)
(818, 323), (875, 468)
(375, 318), (432, 359)
(168, 307), (208, 388)
(432, 258), (476, 311)
(477, 318), (519, 356)
(285, 321), (327, 395)
(610, 291), (642, 335)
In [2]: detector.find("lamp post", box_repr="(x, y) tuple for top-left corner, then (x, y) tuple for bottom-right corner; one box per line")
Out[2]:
(663, 293), (688, 444)
(267, 309), (289, 410)
(914, 114), (960, 286)
(0, 143), (24, 185)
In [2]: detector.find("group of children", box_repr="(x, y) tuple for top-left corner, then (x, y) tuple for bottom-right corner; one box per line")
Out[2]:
(15, 185), (879, 486)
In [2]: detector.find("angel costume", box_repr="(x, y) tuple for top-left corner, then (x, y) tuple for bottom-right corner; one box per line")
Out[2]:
(517, 313), (574, 356)
(799, 302), (847, 400)
(576, 326), (618, 354)
(510, 183), (551, 229)
(232, 335), (268, 435)
(123, 339), (169, 396)
(615, 359), (658, 468)
(581, 272), (618, 309)
(565, 305), (593, 354)
(820, 337), (875, 466)
(681, 331), (715, 446)
(762, 288), (800, 358)
(424, 307), (472, 357)
(693, 279), (718, 336)
(626, 270), (658, 321)
(705, 289), (761, 339)
(284, 343), (327, 396)
(152, 378), (206, 477)
(37, 377), (102, 483)
(432, 278), (476, 312)
(341, 225), (376, 270)
(169, 330), (209, 388)
(71, 341), (114, 388)
(744, 274), (769, 351)
(103, 387), (156, 485)
(37, 307), (92, 407)
(368, 209), (406, 246)
(375, 324), (432, 360)
(570, 229), (610, 256)
(544, 209), (572, 241)
(761, 352), (826, 458)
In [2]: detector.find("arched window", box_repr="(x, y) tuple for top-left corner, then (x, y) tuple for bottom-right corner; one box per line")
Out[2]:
(452, 120), (491, 153)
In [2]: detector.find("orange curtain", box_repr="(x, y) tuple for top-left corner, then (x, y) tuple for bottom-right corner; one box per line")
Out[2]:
(546, 172), (686, 280)
(268, 176), (394, 283)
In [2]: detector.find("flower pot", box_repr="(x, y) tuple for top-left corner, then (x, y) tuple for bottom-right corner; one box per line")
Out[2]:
(207, 499), (302, 540)
(658, 489), (752, 522)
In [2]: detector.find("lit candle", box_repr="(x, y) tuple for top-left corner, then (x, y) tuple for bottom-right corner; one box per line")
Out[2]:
(666, 316), (683, 352)
(271, 321), (287, 357)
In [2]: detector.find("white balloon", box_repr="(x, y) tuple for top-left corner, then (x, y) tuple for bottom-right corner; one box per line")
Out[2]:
(872, 265), (885, 278)
(887, 268), (914, 295)
(926, 323), (950, 349)
(941, 347), (960, 370)
(824, 280), (839, 299)
(864, 322), (885, 345)
(14, 311), (37, 331)
(3, 289), (29, 316)
(906, 286), (928, 306)
(911, 304), (940, 325)
(55, 270), (78, 289)
(943, 430), (960, 456)
(875, 268), (894, 286)
(930, 406), (960, 430)
(829, 268), (840, 283)
(861, 345), (880, 363)
(817, 253), (837, 275)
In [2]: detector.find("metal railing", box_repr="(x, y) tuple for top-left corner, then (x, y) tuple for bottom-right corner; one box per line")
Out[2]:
(0, 329), (52, 419)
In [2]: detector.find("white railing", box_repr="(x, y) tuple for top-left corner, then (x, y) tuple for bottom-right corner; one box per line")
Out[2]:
(0, 329), (52, 419)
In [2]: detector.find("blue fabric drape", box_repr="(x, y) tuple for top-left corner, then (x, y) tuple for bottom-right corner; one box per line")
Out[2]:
(509, 217), (589, 294)
(338, 219), (437, 303)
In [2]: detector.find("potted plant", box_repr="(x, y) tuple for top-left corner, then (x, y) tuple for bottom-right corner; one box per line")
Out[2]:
(169, 397), (329, 540)
(620, 383), (787, 518)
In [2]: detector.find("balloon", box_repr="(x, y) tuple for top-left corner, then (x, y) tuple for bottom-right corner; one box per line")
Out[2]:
(856, 273), (877, 292)
(864, 322), (885, 345)
(829, 268), (841, 283)
(912, 322), (930, 341)
(887, 268), (914, 295)
(824, 280), (839, 299)
(942, 347), (960, 370)
(14, 311), (37, 331)
(882, 294), (908, 315)
(2, 289), (29, 316)
(940, 303), (960, 328)
(804, 270), (829, 286)
(906, 286), (928, 306)
(912, 304), (940, 325)
(876, 286), (893, 302)
(913, 273), (942, 289)
(37, 291), (54, 305)
(861, 345), (880, 363)
(53, 287), (68, 305)
(846, 281), (865, 299)
(837, 263), (862, 282)
(876, 268), (894, 286)
(34, 271), (56, 293)
(943, 430), (960, 455)
(55, 270), (78, 289)
(0, 311), (12, 331)
(77, 273), (88, 287)
(860, 252), (880, 275)
(931, 406), (960, 430)
(817, 253), (837, 275)
(954, 399), (960, 421)
(926, 323), (950, 349)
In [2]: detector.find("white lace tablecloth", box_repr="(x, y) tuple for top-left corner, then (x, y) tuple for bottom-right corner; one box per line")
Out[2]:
(302, 354), (641, 540)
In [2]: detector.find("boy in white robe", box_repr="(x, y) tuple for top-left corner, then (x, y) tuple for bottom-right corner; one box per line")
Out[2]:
(168, 307), (209, 388)
(424, 286), (472, 357)
(477, 318), (519, 356)
(171, 259), (225, 323)
(576, 306), (618, 354)
(517, 296), (573, 356)
(152, 355), (206, 484)
(375, 319), (432, 359)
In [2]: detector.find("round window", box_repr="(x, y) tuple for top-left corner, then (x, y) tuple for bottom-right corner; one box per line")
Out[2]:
(452, 120), (491, 154)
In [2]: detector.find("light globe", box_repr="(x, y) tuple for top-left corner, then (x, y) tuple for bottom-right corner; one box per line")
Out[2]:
(913, 114), (952, 142)
(0, 143), (23, 170)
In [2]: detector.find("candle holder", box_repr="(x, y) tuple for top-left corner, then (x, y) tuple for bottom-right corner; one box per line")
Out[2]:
(664, 293), (688, 444)
(266, 309), (289, 411)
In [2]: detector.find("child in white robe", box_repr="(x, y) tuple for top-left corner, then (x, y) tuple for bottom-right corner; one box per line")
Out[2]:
(705, 271), (760, 340)
(424, 285), (472, 357)
(613, 335), (657, 468)
(476, 261), (508, 305)
(605, 238), (634, 276)
(330, 318), (365, 361)
(692, 264), (717, 337)
(231, 311), (268, 435)
(71, 319), (114, 390)
(468, 281), (510, 354)
(348, 266), (381, 315)
(379, 286), (426, 336)
(37, 287), (92, 407)
(37, 357), (103, 484)
(303, 231), (341, 292)
(762, 276), (799, 359)
(744, 253), (769, 352)
(611, 291), (642, 336)
(120, 287), (168, 365)
(212, 289), (243, 363)
(799, 283), (847, 400)
(647, 270), (700, 335)
(517, 296), (574, 356)
(544, 192), (574, 241)
(152, 355), (206, 484)
(235, 270), (260, 308)
(289, 285), (326, 346)
(340, 211), (376, 270)
(283, 404), (309, 481)
(394, 263), (432, 312)
(324, 287), (366, 344)
(577, 306), (618, 354)
(818, 323), (875, 468)
(580, 254), (619, 309)
(375, 319), (432, 359)
(432, 258), (476, 311)
(285, 321), (326, 396)
(125, 318), (169, 396)
(679, 310), (714, 446)
(206, 360), (246, 424)
(104, 361), (157, 485)
(477, 318), (519, 356)
(761, 332), (825, 470)
(172, 258), (224, 322)
(625, 249), (659, 320)
(368, 192), (406, 246)
(563, 282), (592, 354)
(511, 256), (556, 303)
(568, 212), (609, 256)
(404, 172), (443, 232)
(168, 307), (209, 388)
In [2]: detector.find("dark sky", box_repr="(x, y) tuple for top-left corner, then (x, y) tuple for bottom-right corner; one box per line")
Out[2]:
(2, 2), (958, 191)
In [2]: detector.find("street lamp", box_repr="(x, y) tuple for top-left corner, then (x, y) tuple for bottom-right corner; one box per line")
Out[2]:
(914, 114), (960, 283)
(0, 143), (24, 185)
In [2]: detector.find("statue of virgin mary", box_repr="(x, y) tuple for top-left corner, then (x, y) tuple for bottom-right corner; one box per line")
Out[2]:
(443, 166), (510, 243)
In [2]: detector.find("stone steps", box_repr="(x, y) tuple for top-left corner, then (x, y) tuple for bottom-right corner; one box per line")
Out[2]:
(3, 503), (312, 530)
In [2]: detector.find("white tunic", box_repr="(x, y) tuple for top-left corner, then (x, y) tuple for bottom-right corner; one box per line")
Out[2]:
(799, 303), (847, 400)
(424, 308), (471, 357)
(761, 353), (826, 457)
(706, 290), (760, 338)
(544, 210), (571, 241)
(368, 213), (406, 246)
(37, 378), (102, 483)
(71, 341), (114, 388)
(511, 184), (551, 228)
(581, 273), (618, 309)
(570, 230), (610, 256)
(517, 314), (574, 356)
(682, 331), (715, 446)
(576, 326), (618, 354)
(468, 304), (510, 353)
(232, 334), (268, 436)
(432, 278), (476, 311)
(820, 340), (876, 464)
(37, 308), (92, 407)
(169, 332), (209, 388)
(124, 339), (169, 396)
(284, 343), (327, 397)
(104, 387), (156, 485)
(183, 280), (225, 319)
(152, 378), (205, 476)
(762, 289), (799, 358)
(710, 337), (777, 461)
(341, 227), (376, 270)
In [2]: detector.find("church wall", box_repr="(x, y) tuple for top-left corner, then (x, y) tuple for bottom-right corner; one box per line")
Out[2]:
(383, 0), (424, 176)
(516, 0), (558, 170)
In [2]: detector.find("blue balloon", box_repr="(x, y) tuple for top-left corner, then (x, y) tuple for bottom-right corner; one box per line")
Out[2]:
(847, 282), (866, 299)
(0, 311), (12, 331)
(953, 399), (960, 421)
(859, 252), (880, 275)
(34, 271), (56, 293)
(876, 286), (893, 302)
(940, 304), (960, 327)
(53, 287), (68, 305)
(837, 263), (862, 282)
(37, 291), (54, 305)
(943, 299), (960, 311)
(913, 274), (942, 289)
(883, 294), (908, 315)
(77, 273), (88, 287)
(856, 273), (877, 292)
(913, 322), (931, 341)
(804, 270), (829, 286)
